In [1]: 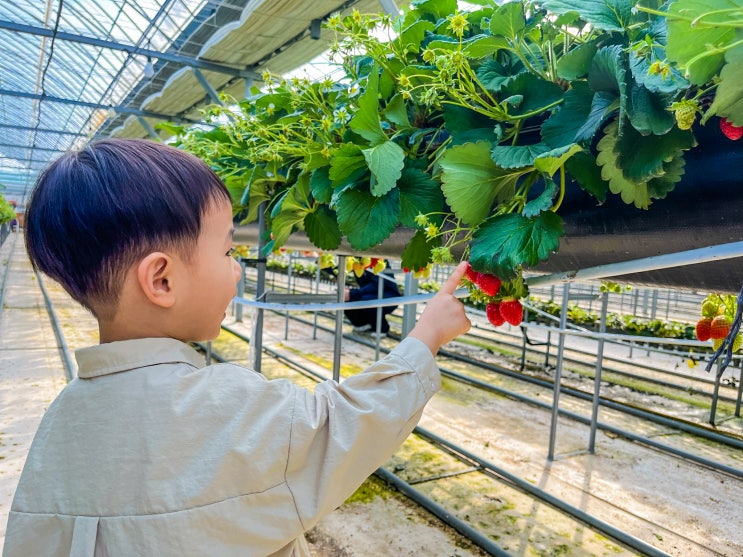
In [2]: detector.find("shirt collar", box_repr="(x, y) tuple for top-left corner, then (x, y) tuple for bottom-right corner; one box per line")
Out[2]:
(75, 338), (206, 379)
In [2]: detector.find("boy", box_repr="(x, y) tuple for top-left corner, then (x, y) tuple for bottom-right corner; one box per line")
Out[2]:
(4, 139), (471, 556)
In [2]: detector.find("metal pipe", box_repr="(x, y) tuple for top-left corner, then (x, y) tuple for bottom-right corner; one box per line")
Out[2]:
(548, 283), (570, 461)
(250, 203), (267, 371)
(333, 256), (346, 382)
(0, 229), (18, 323)
(36, 272), (76, 382)
(589, 291), (609, 453)
(526, 241), (743, 288)
(375, 271), (384, 360)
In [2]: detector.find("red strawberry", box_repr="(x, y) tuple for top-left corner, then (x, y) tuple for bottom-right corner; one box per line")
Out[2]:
(476, 273), (502, 297)
(486, 302), (505, 327)
(710, 315), (732, 340)
(720, 118), (743, 140)
(695, 317), (712, 342)
(499, 298), (523, 326)
(464, 262), (480, 284)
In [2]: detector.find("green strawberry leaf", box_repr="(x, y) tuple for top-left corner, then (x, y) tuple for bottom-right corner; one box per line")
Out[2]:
(349, 64), (386, 145)
(336, 188), (401, 250)
(463, 35), (509, 59)
(647, 154), (685, 201)
(666, 0), (739, 85)
(705, 44), (743, 126)
(616, 118), (696, 182)
(441, 141), (529, 226)
(491, 143), (550, 169)
(399, 20), (436, 54)
(383, 94), (413, 130)
(304, 206), (342, 250)
(499, 73), (564, 117)
(556, 40), (598, 80)
(625, 80), (675, 136)
(541, 81), (594, 148)
(522, 179), (558, 218)
(596, 120), (651, 208)
(476, 60), (514, 92)
(310, 166), (333, 204)
(565, 151), (609, 203)
(540, 0), (633, 32)
(398, 166), (443, 228)
(329, 143), (366, 184)
(534, 143), (583, 177)
(489, 2), (525, 39)
(401, 229), (439, 272)
(271, 176), (312, 248)
(575, 91), (619, 143)
(629, 50), (689, 95)
(363, 140), (405, 197)
(470, 211), (564, 279)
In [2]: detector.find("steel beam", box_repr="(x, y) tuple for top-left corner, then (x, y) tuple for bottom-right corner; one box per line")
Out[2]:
(0, 88), (198, 122)
(0, 123), (87, 137)
(193, 68), (224, 105)
(378, 0), (399, 14)
(136, 116), (161, 141)
(0, 142), (66, 154)
(0, 19), (260, 80)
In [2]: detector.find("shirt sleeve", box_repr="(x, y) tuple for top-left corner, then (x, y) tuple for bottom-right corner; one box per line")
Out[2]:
(283, 337), (439, 531)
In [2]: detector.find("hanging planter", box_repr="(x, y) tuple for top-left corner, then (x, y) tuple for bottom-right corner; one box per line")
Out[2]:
(169, 0), (743, 296)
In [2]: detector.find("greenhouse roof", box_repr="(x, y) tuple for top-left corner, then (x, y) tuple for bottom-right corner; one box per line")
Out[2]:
(0, 0), (394, 204)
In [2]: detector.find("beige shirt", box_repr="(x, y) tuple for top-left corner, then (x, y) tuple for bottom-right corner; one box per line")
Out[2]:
(4, 336), (439, 557)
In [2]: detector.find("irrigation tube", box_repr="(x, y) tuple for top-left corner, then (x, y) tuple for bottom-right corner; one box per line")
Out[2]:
(36, 271), (76, 382)
(526, 241), (743, 288)
(374, 466), (511, 557)
(414, 426), (672, 557)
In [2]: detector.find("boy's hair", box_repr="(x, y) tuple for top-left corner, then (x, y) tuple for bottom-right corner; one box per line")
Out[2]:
(25, 138), (232, 318)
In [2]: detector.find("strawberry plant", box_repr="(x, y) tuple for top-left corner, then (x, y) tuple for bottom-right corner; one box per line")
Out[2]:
(167, 0), (743, 303)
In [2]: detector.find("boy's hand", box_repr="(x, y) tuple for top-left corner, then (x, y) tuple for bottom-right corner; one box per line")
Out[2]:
(409, 261), (471, 355)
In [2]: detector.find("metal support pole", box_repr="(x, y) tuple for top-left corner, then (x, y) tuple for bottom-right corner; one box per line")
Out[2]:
(236, 260), (246, 322)
(313, 255), (321, 340)
(401, 272), (418, 338)
(333, 256), (346, 382)
(589, 291), (609, 453)
(735, 363), (743, 417)
(206, 341), (212, 365)
(250, 203), (267, 372)
(709, 360), (722, 425)
(285, 253), (293, 340)
(375, 273), (384, 360)
(378, 0), (399, 14)
(548, 283), (570, 461)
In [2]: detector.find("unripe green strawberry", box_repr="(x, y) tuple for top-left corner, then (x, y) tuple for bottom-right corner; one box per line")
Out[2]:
(710, 315), (732, 339)
(701, 300), (720, 319)
(695, 317), (712, 342)
(672, 100), (698, 130)
(711, 335), (740, 351)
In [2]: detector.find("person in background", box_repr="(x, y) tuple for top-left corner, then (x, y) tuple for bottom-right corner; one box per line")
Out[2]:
(344, 261), (401, 336)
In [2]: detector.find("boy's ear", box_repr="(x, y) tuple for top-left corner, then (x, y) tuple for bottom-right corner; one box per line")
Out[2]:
(136, 252), (177, 308)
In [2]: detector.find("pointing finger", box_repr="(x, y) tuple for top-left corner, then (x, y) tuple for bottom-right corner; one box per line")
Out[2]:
(438, 261), (469, 295)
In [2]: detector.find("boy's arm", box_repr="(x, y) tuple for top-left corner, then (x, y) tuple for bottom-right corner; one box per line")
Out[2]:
(408, 261), (471, 355)
(283, 263), (471, 530)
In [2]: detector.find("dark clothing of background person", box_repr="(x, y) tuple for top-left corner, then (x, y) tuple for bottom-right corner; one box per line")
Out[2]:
(345, 268), (401, 334)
